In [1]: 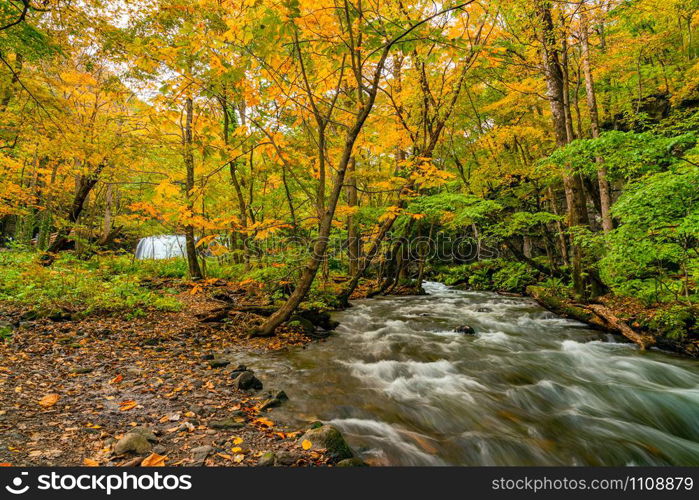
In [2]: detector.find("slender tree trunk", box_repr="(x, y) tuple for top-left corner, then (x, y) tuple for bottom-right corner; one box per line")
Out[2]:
(346, 156), (359, 275)
(537, 0), (587, 296)
(98, 183), (114, 244)
(184, 96), (203, 279)
(253, 63), (386, 336)
(581, 4), (613, 233)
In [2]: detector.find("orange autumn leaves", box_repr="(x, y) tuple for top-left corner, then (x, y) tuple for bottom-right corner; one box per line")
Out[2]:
(38, 393), (60, 408)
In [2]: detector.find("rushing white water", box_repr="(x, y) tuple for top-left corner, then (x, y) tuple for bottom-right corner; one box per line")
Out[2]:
(239, 281), (699, 465)
(134, 235), (187, 260)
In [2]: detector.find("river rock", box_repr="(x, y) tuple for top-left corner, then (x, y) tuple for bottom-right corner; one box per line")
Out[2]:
(454, 324), (476, 334)
(259, 389), (288, 411)
(336, 457), (367, 467)
(233, 370), (263, 391)
(191, 445), (213, 465)
(131, 427), (158, 442)
(210, 418), (245, 430)
(274, 451), (300, 466)
(114, 432), (152, 455)
(257, 451), (275, 467)
(230, 364), (247, 376)
(476, 307), (492, 313)
(208, 358), (230, 368)
(300, 425), (353, 461)
(288, 316), (315, 336)
(297, 309), (340, 331)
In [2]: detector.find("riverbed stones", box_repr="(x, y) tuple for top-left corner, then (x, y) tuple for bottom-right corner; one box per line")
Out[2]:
(288, 316), (315, 336)
(208, 358), (230, 369)
(336, 457), (366, 467)
(210, 418), (245, 430)
(114, 432), (152, 455)
(300, 424), (353, 461)
(259, 389), (288, 411)
(191, 445), (213, 465)
(232, 370), (263, 391)
(454, 324), (476, 334)
(476, 307), (492, 313)
(274, 451), (299, 466)
(130, 427), (158, 442)
(257, 451), (275, 467)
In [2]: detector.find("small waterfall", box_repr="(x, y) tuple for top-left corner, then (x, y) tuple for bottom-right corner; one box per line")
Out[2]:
(134, 235), (187, 260)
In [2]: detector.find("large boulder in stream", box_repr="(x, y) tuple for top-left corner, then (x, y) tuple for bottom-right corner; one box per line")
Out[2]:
(300, 424), (354, 461)
(232, 370), (263, 391)
(296, 309), (340, 331)
(454, 324), (476, 335)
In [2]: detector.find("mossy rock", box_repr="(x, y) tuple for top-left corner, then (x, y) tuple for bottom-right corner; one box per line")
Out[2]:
(300, 424), (353, 461)
(288, 316), (315, 335)
(336, 457), (367, 467)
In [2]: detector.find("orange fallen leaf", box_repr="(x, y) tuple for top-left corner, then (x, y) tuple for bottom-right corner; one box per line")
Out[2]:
(83, 458), (100, 467)
(119, 401), (137, 411)
(110, 374), (123, 384)
(216, 453), (233, 460)
(253, 417), (274, 428)
(38, 394), (60, 408)
(0, 463), (11, 467)
(302, 439), (312, 450)
(141, 453), (167, 467)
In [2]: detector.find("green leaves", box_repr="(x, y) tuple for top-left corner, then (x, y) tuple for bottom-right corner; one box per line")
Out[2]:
(543, 131), (697, 181)
(600, 166), (699, 304)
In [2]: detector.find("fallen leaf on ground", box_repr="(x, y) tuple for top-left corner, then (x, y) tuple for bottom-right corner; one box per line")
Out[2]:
(302, 439), (312, 450)
(38, 394), (60, 408)
(83, 458), (100, 466)
(141, 453), (167, 467)
(110, 374), (123, 384)
(119, 401), (138, 411)
(254, 417), (274, 428)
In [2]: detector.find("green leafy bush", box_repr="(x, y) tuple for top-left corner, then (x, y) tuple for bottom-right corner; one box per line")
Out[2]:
(0, 252), (181, 315)
(600, 166), (699, 305)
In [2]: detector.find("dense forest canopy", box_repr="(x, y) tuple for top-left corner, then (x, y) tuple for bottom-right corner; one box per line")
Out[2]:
(0, 0), (697, 343)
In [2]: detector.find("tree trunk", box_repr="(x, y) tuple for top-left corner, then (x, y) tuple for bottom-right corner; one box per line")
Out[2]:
(41, 162), (106, 264)
(253, 64), (386, 336)
(538, 0), (587, 296)
(346, 156), (360, 276)
(581, 4), (613, 234)
(184, 96), (203, 279)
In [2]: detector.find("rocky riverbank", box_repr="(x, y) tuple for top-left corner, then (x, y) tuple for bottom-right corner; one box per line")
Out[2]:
(0, 280), (360, 467)
(527, 286), (699, 358)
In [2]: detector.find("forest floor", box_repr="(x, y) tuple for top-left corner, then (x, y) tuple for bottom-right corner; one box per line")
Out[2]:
(0, 279), (338, 467)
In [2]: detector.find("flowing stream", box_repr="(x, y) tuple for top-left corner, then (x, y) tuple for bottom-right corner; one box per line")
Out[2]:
(240, 282), (699, 465)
